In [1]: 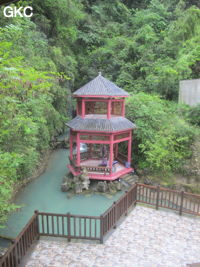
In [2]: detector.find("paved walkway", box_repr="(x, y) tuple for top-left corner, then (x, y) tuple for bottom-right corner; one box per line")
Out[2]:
(22, 206), (200, 267)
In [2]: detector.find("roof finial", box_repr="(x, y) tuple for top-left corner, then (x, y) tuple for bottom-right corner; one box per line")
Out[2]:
(98, 71), (102, 76)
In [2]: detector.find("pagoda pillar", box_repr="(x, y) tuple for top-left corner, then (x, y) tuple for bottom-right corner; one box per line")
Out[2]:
(122, 100), (125, 117)
(127, 131), (132, 164)
(77, 133), (81, 165)
(109, 134), (114, 173)
(69, 130), (73, 160)
(76, 99), (79, 116)
(82, 99), (85, 118)
(107, 99), (111, 119)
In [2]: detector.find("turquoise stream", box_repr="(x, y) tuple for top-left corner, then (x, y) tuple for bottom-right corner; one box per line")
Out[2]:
(0, 149), (123, 244)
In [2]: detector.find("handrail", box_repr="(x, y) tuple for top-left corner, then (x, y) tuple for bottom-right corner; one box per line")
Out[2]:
(137, 182), (200, 197)
(38, 211), (100, 219)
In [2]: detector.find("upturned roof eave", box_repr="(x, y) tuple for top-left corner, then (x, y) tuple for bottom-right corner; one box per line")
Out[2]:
(72, 94), (129, 98)
(65, 124), (135, 133)
(66, 116), (136, 132)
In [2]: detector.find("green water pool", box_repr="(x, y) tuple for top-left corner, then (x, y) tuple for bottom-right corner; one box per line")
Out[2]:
(0, 149), (123, 241)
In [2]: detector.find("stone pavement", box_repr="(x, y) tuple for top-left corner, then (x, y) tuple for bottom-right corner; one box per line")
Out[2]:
(22, 206), (200, 267)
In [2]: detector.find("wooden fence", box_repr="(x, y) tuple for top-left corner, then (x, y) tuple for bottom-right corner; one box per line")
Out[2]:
(0, 184), (137, 267)
(37, 184), (137, 244)
(1, 182), (200, 267)
(0, 212), (39, 267)
(137, 183), (200, 216)
(38, 212), (101, 242)
(101, 184), (137, 237)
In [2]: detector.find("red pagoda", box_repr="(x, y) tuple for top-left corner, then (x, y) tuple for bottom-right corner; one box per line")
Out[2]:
(67, 73), (136, 181)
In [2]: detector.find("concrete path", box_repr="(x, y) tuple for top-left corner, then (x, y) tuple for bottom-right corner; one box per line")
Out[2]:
(22, 206), (200, 267)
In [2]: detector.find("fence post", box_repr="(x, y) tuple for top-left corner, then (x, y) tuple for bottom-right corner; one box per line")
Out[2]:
(135, 183), (138, 204)
(100, 215), (104, 244)
(113, 201), (117, 229)
(179, 191), (184, 216)
(125, 191), (128, 216)
(34, 210), (40, 240)
(156, 186), (160, 210)
(67, 213), (71, 242)
(11, 239), (17, 266)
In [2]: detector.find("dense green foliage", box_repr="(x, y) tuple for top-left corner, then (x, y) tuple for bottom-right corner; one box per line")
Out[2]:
(126, 93), (197, 174)
(0, 39), (68, 225)
(181, 104), (200, 126)
(0, 11), (71, 226)
(73, 0), (200, 100)
(1, 0), (200, 225)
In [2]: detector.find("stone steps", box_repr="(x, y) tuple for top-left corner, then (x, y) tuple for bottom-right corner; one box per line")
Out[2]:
(120, 173), (138, 186)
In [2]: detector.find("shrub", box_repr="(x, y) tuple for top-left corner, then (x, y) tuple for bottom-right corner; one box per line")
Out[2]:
(126, 92), (197, 174)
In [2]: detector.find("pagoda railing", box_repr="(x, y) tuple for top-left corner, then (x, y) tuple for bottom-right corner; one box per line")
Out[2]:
(82, 165), (111, 175)
(69, 157), (111, 175)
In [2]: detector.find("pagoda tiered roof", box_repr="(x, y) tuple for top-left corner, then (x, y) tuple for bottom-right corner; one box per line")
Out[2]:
(67, 73), (135, 180)
(67, 116), (136, 132)
(73, 74), (129, 97)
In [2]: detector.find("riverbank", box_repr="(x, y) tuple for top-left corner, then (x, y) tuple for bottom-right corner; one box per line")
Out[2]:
(0, 149), (53, 244)
(11, 149), (53, 202)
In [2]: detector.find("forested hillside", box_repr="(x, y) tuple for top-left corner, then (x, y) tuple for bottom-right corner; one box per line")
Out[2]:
(1, 0), (200, 225)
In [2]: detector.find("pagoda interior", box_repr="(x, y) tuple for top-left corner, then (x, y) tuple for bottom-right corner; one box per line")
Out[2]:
(68, 130), (133, 181)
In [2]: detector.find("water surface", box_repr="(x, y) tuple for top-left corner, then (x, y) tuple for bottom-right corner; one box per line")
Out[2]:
(0, 149), (123, 239)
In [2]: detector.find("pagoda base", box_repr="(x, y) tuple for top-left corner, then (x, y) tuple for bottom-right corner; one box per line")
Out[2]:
(67, 159), (133, 181)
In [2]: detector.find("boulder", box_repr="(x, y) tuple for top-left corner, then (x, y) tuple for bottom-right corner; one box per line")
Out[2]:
(73, 175), (80, 183)
(80, 168), (89, 181)
(74, 183), (83, 194)
(144, 177), (153, 185)
(62, 177), (68, 183)
(61, 182), (69, 192)
(97, 181), (108, 193)
(82, 179), (90, 190)
(113, 181), (122, 191)
(108, 182), (117, 194)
